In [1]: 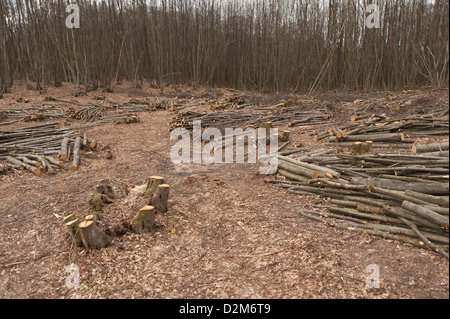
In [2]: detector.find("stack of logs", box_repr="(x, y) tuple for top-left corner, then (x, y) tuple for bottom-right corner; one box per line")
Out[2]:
(64, 106), (104, 122)
(2, 96), (178, 125)
(65, 176), (170, 249)
(173, 97), (208, 111)
(212, 96), (249, 110)
(169, 106), (330, 132)
(103, 98), (180, 112)
(315, 113), (448, 149)
(207, 121), (291, 152)
(270, 147), (449, 258)
(0, 122), (97, 175)
(1, 104), (65, 121)
(2, 98), (105, 122)
(114, 114), (140, 124)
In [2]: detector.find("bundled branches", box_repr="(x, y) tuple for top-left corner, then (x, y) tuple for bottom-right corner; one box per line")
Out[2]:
(0, 122), (97, 175)
(317, 113), (449, 148)
(0, 122), (78, 158)
(2, 104), (65, 121)
(270, 149), (449, 258)
(2, 97), (172, 125)
(101, 98), (177, 112)
(169, 106), (330, 132)
(2, 100), (105, 122)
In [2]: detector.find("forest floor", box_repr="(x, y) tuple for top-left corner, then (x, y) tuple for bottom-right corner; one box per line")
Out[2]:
(0, 83), (448, 299)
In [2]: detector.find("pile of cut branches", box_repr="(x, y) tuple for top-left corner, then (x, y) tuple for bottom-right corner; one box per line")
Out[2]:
(103, 98), (180, 112)
(269, 147), (449, 258)
(315, 112), (448, 149)
(169, 106), (331, 132)
(2, 97), (177, 124)
(0, 122), (97, 175)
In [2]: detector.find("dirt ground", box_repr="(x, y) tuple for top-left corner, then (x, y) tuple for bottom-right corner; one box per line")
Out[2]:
(0, 83), (448, 299)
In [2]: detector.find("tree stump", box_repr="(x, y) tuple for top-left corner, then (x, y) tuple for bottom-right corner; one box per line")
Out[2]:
(98, 179), (115, 198)
(262, 121), (274, 132)
(63, 213), (77, 224)
(64, 214), (83, 247)
(351, 141), (373, 155)
(144, 176), (165, 198)
(261, 122), (274, 144)
(84, 214), (97, 223)
(89, 184), (107, 211)
(79, 220), (110, 249)
(119, 115), (140, 124)
(151, 184), (170, 214)
(130, 205), (156, 234)
(89, 181), (115, 211)
(279, 130), (291, 143)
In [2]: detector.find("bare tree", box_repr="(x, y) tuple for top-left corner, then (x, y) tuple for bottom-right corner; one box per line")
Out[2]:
(0, 0), (447, 97)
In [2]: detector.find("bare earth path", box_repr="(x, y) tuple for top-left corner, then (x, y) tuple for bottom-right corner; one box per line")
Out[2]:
(0, 88), (448, 299)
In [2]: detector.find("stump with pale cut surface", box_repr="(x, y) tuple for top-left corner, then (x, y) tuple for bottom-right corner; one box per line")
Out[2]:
(130, 205), (156, 234)
(144, 176), (165, 198)
(151, 184), (170, 214)
(89, 180), (115, 211)
(79, 220), (110, 249)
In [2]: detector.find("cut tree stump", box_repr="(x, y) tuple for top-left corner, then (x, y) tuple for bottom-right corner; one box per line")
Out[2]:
(144, 176), (165, 198)
(79, 220), (110, 249)
(89, 184), (107, 211)
(130, 205), (156, 234)
(63, 213), (77, 224)
(65, 219), (83, 247)
(85, 214), (97, 223)
(118, 115), (140, 124)
(64, 213), (83, 247)
(262, 121), (274, 132)
(151, 184), (170, 214)
(279, 130), (291, 143)
(98, 179), (115, 199)
(351, 141), (372, 155)
(89, 180), (115, 211)
(261, 121), (275, 144)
